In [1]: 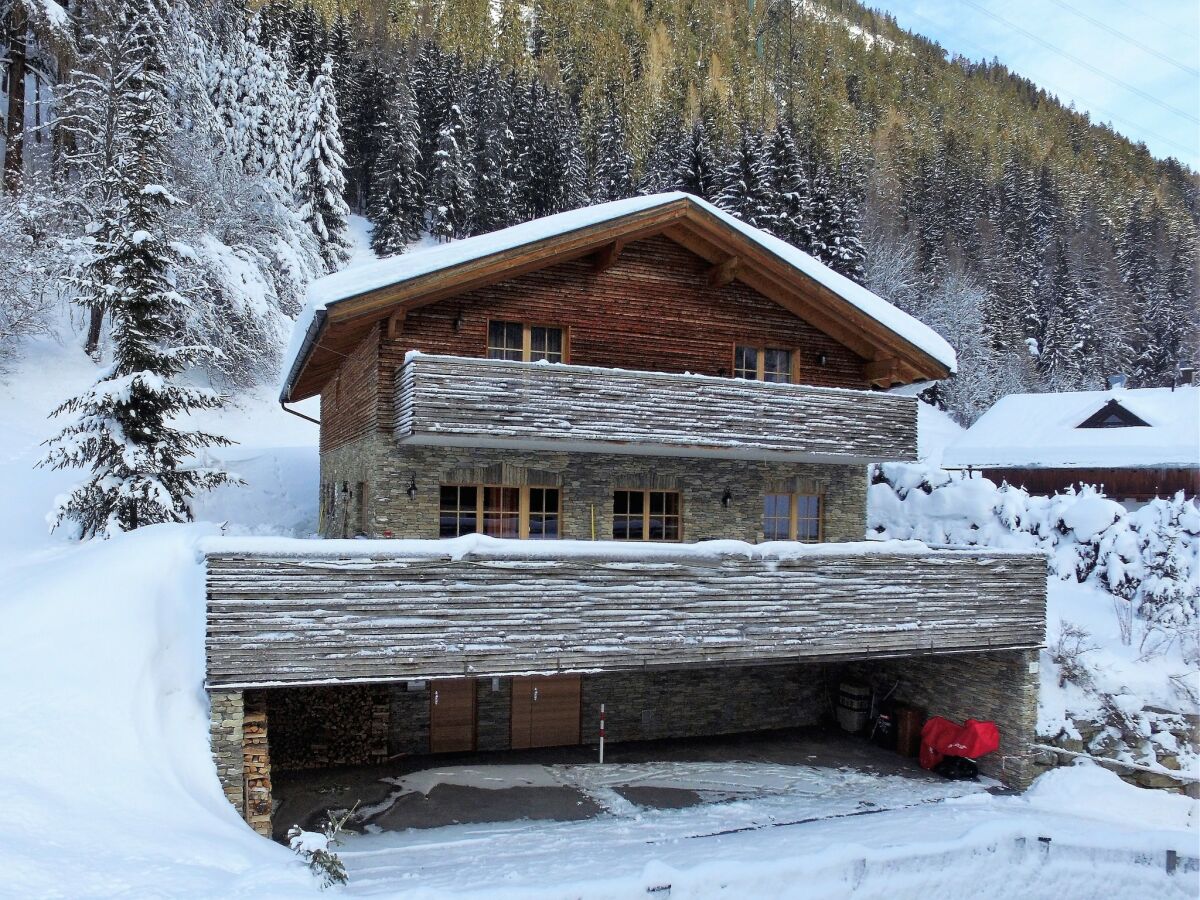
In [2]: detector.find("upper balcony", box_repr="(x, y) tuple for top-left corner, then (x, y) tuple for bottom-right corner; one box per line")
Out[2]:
(394, 354), (918, 464)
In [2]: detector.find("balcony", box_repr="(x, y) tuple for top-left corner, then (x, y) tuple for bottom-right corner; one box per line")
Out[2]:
(394, 354), (918, 464)
(204, 540), (1046, 688)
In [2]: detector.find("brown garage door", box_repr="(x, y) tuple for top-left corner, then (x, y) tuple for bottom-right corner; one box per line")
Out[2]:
(430, 678), (476, 753)
(511, 675), (581, 749)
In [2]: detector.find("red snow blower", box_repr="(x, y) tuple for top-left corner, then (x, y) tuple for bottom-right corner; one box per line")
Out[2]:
(919, 717), (1000, 780)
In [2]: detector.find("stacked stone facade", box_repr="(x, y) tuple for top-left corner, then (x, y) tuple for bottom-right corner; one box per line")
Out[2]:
(320, 434), (868, 544)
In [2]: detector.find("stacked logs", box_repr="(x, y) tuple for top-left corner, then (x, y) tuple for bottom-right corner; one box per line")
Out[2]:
(242, 701), (272, 837)
(265, 685), (391, 770)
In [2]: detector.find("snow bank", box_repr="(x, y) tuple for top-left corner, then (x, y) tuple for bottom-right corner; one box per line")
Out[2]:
(1024, 761), (1197, 831)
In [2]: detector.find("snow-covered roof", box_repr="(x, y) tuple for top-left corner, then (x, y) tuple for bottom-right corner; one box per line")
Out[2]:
(282, 193), (956, 400)
(941, 386), (1200, 470)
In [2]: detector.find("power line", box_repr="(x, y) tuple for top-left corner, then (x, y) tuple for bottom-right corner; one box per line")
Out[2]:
(1046, 0), (1199, 78)
(895, 5), (1199, 160)
(1106, 0), (1180, 35)
(957, 0), (1199, 125)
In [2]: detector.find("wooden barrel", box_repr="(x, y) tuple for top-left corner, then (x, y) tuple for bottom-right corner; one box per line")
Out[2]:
(836, 682), (871, 733)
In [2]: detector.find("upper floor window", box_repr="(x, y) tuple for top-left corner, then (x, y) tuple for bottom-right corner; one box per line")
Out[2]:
(440, 484), (560, 539)
(734, 345), (792, 383)
(613, 489), (681, 541)
(762, 493), (822, 542)
(488, 321), (566, 363)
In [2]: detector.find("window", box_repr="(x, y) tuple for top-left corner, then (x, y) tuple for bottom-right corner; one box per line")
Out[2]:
(439, 484), (560, 539)
(734, 345), (792, 383)
(762, 493), (823, 542)
(613, 490), (681, 541)
(527, 487), (560, 539)
(488, 321), (566, 363)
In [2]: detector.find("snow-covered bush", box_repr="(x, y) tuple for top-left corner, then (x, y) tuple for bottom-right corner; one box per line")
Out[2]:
(870, 464), (1200, 653)
(288, 805), (356, 889)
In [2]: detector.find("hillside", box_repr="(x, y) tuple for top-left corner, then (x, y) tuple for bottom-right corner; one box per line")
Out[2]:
(250, 0), (1198, 422)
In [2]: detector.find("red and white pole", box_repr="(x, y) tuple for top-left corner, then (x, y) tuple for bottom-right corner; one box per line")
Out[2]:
(599, 703), (606, 764)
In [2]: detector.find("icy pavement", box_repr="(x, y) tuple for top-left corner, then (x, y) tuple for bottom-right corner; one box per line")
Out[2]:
(331, 761), (1197, 898)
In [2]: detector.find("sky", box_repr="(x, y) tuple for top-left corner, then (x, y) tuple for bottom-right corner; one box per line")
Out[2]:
(864, 0), (1200, 169)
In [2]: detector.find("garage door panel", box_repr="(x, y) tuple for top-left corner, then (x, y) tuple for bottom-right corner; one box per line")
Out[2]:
(511, 675), (580, 749)
(431, 679), (476, 752)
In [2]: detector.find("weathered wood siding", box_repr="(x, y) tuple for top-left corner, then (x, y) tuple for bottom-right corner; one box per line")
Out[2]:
(974, 467), (1199, 501)
(205, 548), (1046, 688)
(395, 354), (918, 463)
(375, 235), (871, 432)
(320, 323), (380, 453)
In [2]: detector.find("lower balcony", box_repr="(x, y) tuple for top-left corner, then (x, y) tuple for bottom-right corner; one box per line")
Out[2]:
(204, 538), (1046, 689)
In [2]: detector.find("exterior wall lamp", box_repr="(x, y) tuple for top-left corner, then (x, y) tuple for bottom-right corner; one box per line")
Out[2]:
(406, 476), (418, 500)
(816, 351), (828, 366)
(453, 309), (465, 332)
(721, 488), (733, 508)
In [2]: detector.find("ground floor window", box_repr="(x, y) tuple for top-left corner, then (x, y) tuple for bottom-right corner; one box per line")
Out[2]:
(762, 493), (823, 542)
(440, 484), (560, 539)
(613, 489), (682, 541)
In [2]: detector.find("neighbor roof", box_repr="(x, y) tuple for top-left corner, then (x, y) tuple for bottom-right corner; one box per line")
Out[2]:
(281, 193), (956, 402)
(941, 386), (1200, 470)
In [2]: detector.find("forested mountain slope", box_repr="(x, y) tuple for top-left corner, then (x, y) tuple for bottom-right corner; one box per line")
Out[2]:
(1, 0), (1196, 433)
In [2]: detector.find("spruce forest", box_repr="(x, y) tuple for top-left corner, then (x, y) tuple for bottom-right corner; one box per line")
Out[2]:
(2, 0), (1197, 432)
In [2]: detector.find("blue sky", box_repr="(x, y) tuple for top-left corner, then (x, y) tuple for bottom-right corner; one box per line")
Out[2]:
(864, 0), (1200, 169)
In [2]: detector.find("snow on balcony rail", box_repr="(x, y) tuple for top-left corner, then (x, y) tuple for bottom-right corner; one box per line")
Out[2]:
(393, 353), (919, 464)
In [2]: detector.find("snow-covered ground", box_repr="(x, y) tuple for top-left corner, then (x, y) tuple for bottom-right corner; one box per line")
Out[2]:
(1, 228), (1195, 896)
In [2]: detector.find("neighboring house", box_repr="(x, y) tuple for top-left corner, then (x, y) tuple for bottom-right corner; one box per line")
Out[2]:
(941, 386), (1200, 506)
(204, 194), (1046, 837)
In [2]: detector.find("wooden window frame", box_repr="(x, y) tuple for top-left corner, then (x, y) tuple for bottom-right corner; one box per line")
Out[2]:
(486, 319), (570, 363)
(732, 344), (796, 383)
(762, 492), (824, 543)
(612, 488), (683, 542)
(439, 483), (562, 539)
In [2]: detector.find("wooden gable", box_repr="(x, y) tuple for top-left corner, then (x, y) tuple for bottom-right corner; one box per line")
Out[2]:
(286, 197), (951, 402)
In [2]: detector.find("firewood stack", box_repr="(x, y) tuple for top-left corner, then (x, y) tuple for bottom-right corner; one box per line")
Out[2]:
(242, 703), (272, 837)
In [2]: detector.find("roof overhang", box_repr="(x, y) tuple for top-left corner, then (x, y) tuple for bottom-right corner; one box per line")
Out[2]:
(282, 195), (955, 402)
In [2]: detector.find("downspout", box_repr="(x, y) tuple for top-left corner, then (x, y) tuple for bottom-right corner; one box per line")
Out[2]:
(279, 401), (320, 425)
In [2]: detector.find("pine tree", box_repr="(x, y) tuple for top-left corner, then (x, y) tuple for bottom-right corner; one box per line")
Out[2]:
(827, 158), (867, 283)
(716, 124), (772, 229)
(637, 102), (682, 195)
(468, 66), (518, 234)
(592, 95), (634, 202)
(428, 102), (474, 241)
(368, 78), (424, 255)
(671, 120), (719, 202)
(41, 0), (233, 539)
(294, 56), (351, 270)
(765, 120), (815, 251)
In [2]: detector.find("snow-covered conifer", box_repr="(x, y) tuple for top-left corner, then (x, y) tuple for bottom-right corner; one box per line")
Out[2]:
(428, 103), (474, 241)
(368, 79), (424, 254)
(672, 119), (719, 201)
(592, 96), (634, 202)
(41, 0), (233, 539)
(765, 120), (814, 251)
(716, 124), (772, 230)
(293, 56), (351, 270)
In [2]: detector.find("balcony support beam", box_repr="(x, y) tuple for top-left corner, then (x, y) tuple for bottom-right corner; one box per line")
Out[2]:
(591, 239), (626, 272)
(707, 255), (739, 287)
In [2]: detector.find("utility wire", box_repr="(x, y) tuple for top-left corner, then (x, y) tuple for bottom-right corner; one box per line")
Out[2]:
(957, 0), (1199, 125)
(897, 5), (1199, 160)
(1046, 0), (1199, 78)
(1106, 0), (1180, 35)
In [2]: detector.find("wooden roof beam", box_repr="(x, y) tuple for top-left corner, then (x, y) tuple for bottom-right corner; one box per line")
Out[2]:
(864, 357), (902, 387)
(591, 239), (626, 272)
(707, 255), (739, 287)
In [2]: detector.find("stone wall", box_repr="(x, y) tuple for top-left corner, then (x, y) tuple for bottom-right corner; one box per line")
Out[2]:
(838, 649), (1039, 789)
(580, 665), (825, 743)
(320, 433), (868, 544)
(209, 689), (245, 815)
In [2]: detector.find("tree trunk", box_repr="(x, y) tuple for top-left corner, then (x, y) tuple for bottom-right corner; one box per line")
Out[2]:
(3, 3), (29, 195)
(85, 305), (103, 358)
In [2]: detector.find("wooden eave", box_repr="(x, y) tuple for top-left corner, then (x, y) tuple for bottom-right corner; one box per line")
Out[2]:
(285, 197), (951, 401)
